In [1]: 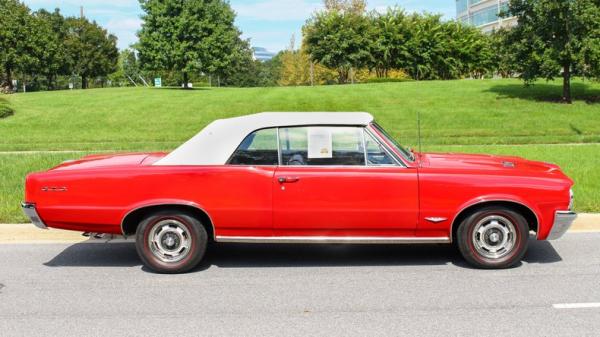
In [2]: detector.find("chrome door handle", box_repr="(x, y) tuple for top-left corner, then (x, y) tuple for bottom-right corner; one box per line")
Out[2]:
(278, 177), (300, 184)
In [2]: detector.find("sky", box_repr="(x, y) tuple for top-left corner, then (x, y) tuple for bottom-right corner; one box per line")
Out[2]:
(23, 0), (456, 52)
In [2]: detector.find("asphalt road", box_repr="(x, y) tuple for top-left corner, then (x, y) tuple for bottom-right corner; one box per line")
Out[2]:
(1, 233), (599, 336)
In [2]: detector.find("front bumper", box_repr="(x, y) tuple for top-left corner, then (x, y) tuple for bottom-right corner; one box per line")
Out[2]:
(21, 202), (47, 229)
(547, 211), (577, 240)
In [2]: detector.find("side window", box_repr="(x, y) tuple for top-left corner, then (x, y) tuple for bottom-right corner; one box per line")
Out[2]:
(364, 130), (396, 166)
(228, 128), (278, 165)
(279, 126), (365, 166)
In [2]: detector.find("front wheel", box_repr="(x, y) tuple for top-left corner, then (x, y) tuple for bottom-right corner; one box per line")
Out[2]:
(457, 206), (529, 269)
(135, 210), (208, 273)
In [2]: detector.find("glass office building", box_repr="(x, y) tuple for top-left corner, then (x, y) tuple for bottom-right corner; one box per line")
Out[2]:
(252, 47), (276, 62)
(456, 0), (516, 32)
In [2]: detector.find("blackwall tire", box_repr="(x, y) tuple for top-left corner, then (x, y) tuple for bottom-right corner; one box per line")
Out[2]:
(135, 210), (208, 274)
(457, 206), (529, 269)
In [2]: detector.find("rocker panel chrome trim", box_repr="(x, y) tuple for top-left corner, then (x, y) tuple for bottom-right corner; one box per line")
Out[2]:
(215, 236), (450, 244)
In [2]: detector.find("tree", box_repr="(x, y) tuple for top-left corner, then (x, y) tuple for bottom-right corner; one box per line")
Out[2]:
(137, 0), (247, 89)
(33, 9), (70, 90)
(404, 13), (444, 80)
(279, 34), (310, 86)
(278, 49), (337, 86)
(258, 55), (283, 87)
(303, 9), (373, 83)
(369, 8), (411, 78)
(489, 29), (516, 78)
(440, 21), (494, 79)
(64, 17), (118, 89)
(324, 0), (366, 14)
(124, 49), (141, 81)
(109, 49), (141, 86)
(0, 0), (41, 91)
(506, 0), (600, 103)
(217, 37), (259, 87)
(399, 13), (494, 81)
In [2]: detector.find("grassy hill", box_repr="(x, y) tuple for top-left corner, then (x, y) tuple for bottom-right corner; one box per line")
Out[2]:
(1, 79), (599, 222)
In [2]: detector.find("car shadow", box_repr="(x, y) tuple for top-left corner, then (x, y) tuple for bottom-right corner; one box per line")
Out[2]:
(44, 237), (562, 272)
(44, 242), (141, 268)
(485, 82), (600, 104)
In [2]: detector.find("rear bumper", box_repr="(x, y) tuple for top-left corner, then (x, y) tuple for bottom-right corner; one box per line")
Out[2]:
(21, 202), (47, 229)
(547, 211), (577, 240)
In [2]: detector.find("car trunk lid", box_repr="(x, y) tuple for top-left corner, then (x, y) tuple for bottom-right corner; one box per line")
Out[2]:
(50, 152), (167, 171)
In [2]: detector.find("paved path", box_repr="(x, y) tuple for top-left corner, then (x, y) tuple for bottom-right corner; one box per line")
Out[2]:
(0, 233), (599, 336)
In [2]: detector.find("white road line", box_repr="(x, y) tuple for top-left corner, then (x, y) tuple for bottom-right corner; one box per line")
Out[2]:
(553, 303), (600, 309)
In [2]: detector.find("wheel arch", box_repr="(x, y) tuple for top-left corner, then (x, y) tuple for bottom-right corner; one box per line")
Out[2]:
(121, 202), (215, 241)
(450, 199), (539, 243)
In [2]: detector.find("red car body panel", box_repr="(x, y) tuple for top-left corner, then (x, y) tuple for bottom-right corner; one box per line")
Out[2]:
(23, 125), (573, 241)
(273, 166), (418, 237)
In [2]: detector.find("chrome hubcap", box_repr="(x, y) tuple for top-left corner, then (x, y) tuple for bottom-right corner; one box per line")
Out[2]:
(148, 219), (191, 263)
(472, 215), (516, 259)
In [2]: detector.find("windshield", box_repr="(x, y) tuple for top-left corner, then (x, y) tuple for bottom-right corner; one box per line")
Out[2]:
(371, 123), (415, 162)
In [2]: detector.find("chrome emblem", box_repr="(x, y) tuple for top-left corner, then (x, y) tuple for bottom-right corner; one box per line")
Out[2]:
(425, 217), (447, 223)
(41, 187), (68, 192)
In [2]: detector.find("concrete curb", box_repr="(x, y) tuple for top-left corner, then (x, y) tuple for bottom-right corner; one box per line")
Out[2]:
(1, 214), (599, 244)
(0, 224), (86, 244)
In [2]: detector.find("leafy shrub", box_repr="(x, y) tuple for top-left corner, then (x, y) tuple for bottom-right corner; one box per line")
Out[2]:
(365, 77), (413, 84)
(0, 105), (14, 119)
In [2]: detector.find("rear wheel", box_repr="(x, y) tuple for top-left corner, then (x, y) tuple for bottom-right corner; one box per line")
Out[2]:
(457, 206), (529, 269)
(135, 210), (207, 274)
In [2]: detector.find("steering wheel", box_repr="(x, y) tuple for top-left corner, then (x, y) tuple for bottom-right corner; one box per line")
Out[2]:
(287, 154), (306, 166)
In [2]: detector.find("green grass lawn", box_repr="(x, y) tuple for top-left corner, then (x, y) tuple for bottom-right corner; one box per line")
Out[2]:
(1, 78), (600, 151)
(1, 78), (599, 222)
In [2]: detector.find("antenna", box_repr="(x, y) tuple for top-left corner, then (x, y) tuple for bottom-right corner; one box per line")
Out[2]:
(417, 110), (422, 154)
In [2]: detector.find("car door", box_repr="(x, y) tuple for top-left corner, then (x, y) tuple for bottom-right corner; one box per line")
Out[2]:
(273, 126), (419, 237)
(216, 127), (279, 237)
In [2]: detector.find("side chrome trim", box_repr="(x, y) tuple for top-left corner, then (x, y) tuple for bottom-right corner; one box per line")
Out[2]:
(547, 211), (577, 240)
(120, 203), (217, 240)
(21, 202), (48, 229)
(449, 199), (540, 242)
(425, 217), (448, 223)
(216, 236), (450, 244)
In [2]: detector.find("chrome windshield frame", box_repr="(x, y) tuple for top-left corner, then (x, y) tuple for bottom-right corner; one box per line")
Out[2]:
(367, 123), (414, 167)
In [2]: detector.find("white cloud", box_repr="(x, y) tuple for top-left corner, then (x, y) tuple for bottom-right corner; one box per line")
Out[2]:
(242, 30), (297, 51)
(106, 17), (142, 31)
(233, 0), (322, 21)
(104, 18), (142, 49)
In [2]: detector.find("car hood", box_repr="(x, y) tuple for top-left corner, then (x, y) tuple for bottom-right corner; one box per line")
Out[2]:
(418, 152), (564, 176)
(50, 152), (167, 171)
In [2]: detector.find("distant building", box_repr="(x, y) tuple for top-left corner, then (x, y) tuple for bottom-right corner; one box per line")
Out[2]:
(456, 0), (517, 32)
(252, 47), (276, 62)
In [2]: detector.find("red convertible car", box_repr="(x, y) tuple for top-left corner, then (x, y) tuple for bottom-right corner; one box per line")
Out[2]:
(23, 112), (576, 273)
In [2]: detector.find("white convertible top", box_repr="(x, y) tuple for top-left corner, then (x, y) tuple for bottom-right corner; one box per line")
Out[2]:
(154, 112), (374, 166)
